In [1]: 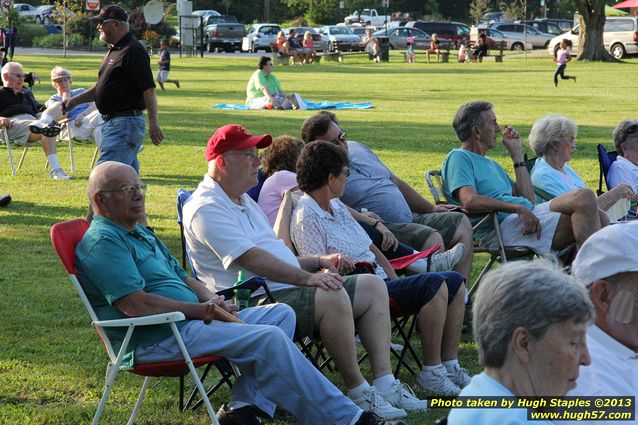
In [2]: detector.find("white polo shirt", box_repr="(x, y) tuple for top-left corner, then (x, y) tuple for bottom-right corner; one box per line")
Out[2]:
(182, 174), (299, 294)
(564, 325), (638, 425)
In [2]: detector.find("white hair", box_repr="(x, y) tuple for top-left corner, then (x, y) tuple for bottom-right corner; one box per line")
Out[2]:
(528, 114), (577, 156)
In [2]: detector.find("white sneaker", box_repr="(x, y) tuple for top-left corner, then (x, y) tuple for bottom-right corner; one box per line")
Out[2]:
(378, 380), (428, 413)
(428, 243), (465, 272)
(417, 365), (461, 396)
(447, 363), (472, 388)
(350, 386), (407, 420)
(49, 167), (71, 180)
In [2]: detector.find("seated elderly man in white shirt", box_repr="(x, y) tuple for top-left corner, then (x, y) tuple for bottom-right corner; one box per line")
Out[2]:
(181, 124), (426, 422)
(568, 222), (638, 425)
(607, 119), (638, 193)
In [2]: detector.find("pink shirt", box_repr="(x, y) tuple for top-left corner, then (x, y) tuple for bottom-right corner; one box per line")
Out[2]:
(257, 170), (298, 226)
(304, 38), (313, 49)
(556, 48), (569, 65)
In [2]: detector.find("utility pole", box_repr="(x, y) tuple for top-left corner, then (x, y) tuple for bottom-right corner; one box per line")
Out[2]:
(264, 0), (269, 22)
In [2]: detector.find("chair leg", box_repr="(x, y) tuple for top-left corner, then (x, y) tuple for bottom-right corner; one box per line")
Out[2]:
(90, 146), (99, 170)
(468, 254), (497, 299)
(171, 323), (220, 425)
(68, 136), (75, 173)
(92, 363), (120, 425)
(5, 138), (16, 176)
(392, 315), (421, 377)
(127, 377), (151, 425)
(17, 145), (29, 171)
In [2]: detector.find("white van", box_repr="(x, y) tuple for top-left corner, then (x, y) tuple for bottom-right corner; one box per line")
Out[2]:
(547, 16), (638, 59)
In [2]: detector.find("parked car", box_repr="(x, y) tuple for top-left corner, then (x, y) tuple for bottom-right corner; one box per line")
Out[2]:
(242, 23), (281, 52)
(45, 24), (63, 35)
(343, 24), (369, 41)
(344, 9), (391, 26)
(284, 26), (326, 52)
(480, 11), (507, 24)
(547, 16), (638, 59)
(472, 27), (533, 51)
(489, 22), (554, 48)
(405, 21), (470, 48)
(373, 27), (429, 49)
(13, 3), (43, 23)
(192, 10), (220, 17)
(36, 5), (74, 25)
(204, 15), (239, 25)
(515, 20), (562, 36)
(543, 18), (574, 33)
(204, 23), (245, 52)
(318, 25), (364, 52)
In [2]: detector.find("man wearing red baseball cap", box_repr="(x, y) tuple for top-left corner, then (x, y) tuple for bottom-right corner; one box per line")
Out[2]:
(182, 124), (423, 422)
(62, 4), (162, 175)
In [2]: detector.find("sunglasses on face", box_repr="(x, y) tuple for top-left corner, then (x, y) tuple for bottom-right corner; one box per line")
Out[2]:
(330, 131), (346, 145)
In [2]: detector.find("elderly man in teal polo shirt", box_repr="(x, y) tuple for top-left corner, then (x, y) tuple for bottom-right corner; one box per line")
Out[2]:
(246, 56), (295, 110)
(74, 161), (395, 425)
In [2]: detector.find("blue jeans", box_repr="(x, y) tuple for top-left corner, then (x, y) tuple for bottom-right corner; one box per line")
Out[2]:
(98, 115), (145, 173)
(385, 271), (464, 315)
(134, 303), (360, 424)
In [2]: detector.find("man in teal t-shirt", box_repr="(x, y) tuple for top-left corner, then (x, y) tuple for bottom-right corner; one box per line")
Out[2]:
(442, 101), (604, 255)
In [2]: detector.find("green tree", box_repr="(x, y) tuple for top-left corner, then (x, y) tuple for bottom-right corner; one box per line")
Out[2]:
(572, 0), (613, 61)
(469, 0), (490, 24)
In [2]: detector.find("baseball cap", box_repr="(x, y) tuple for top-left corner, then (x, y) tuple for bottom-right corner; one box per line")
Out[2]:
(205, 125), (272, 161)
(51, 67), (71, 81)
(572, 221), (638, 286)
(90, 5), (129, 23)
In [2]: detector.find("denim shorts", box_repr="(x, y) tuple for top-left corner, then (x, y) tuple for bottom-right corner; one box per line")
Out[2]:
(97, 115), (145, 173)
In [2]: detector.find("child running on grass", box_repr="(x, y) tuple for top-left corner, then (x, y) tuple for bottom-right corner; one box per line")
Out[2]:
(156, 39), (180, 91)
(554, 39), (576, 87)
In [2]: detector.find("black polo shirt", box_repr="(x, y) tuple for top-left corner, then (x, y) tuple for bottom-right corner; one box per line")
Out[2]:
(0, 86), (43, 118)
(94, 32), (155, 115)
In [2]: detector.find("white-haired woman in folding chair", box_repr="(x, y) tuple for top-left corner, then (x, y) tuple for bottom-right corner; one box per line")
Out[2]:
(528, 114), (635, 218)
(41, 66), (104, 147)
(291, 140), (470, 397)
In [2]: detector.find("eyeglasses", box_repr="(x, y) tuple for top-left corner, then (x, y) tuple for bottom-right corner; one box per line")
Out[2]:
(224, 150), (262, 161)
(8, 73), (25, 80)
(101, 183), (147, 197)
(330, 131), (347, 145)
(98, 19), (119, 26)
(343, 168), (350, 177)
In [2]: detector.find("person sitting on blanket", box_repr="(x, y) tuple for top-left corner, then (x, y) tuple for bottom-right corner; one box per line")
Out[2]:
(528, 113), (635, 216)
(442, 101), (606, 256)
(36, 66), (104, 147)
(291, 140), (471, 395)
(246, 56), (303, 110)
(257, 134), (465, 273)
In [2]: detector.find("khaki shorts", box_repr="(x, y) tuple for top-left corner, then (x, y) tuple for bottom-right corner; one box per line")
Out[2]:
(254, 276), (357, 339)
(386, 211), (464, 250)
(6, 113), (37, 145)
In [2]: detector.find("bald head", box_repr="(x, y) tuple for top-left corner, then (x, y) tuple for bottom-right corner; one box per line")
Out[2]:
(88, 161), (145, 229)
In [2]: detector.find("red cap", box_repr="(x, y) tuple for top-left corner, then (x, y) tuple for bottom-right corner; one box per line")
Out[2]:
(205, 125), (272, 161)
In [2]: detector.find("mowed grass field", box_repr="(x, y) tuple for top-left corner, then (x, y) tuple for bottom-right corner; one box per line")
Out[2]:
(1, 51), (636, 424)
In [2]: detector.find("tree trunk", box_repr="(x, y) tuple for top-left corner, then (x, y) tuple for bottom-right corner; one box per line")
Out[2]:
(573, 0), (615, 61)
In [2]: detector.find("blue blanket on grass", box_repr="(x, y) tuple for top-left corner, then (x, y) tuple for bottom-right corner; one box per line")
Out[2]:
(212, 101), (373, 110)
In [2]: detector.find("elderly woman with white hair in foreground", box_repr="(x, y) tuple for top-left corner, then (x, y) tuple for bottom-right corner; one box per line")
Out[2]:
(528, 114), (635, 215)
(448, 260), (594, 425)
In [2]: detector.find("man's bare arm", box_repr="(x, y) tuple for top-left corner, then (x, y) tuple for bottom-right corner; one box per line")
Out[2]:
(142, 87), (163, 145)
(234, 247), (343, 290)
(114, 290), (214, 321)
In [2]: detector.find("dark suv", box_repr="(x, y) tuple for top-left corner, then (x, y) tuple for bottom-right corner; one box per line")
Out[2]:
(405, 21), (470, 47)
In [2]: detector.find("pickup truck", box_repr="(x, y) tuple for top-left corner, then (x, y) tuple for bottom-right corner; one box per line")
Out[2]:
(204, 22), (246, 52)
(344, 9), (391, 26)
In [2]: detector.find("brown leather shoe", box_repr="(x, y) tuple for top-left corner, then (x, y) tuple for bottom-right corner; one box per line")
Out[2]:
(216, 404), (263, 425)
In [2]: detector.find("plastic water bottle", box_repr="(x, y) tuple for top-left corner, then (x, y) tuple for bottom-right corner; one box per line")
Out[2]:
(233, 271), (251, 311)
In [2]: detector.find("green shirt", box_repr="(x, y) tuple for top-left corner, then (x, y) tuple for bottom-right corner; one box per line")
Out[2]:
(75, 215), (196, 367)
(246, 69), (282, 102)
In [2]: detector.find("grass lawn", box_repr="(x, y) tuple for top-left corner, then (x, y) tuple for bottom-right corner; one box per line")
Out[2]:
(1, 51), (636, 424)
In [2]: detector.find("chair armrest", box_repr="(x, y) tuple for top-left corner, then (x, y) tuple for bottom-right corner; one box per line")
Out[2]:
(93, 311), (186, 327)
